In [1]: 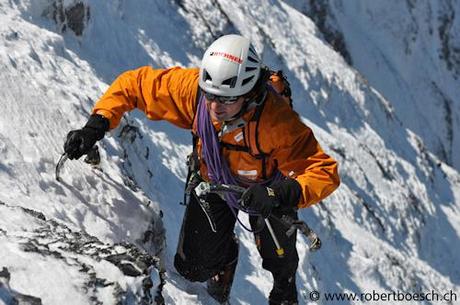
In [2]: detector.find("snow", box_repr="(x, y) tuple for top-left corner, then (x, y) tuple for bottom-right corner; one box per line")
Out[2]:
(328, 0), (460, 170)
(1, 0), (459, 304)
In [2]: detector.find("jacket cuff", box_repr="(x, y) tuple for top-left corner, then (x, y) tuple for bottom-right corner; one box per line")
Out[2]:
(84, 114), (110, 140)
(272, 178), (302, 208)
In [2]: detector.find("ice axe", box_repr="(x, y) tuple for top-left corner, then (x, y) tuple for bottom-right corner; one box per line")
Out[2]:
(194, 182), (321, 253)
(55, 145), (101, 182)
(55, 153), (68, 182)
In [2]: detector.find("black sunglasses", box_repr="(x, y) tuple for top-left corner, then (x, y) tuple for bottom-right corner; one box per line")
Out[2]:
(203, 91), (242, 105)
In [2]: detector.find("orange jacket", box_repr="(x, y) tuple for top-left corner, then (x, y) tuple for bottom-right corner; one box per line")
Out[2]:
(93, 66), (340, 208)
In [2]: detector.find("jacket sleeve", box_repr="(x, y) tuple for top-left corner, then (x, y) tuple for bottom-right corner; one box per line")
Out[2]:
(266, 101), (340, 208)
(92, 66), (199, 130)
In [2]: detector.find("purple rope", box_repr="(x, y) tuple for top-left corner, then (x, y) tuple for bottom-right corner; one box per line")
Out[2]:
(196, 94), (284, 221)
(196, 95), (240, 210)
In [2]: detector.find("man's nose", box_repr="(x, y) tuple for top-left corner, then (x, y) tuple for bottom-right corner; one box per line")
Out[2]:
(210, 100), (224, 109)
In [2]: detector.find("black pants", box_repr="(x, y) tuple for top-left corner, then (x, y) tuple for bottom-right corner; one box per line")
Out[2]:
(174, 193), (299, 302)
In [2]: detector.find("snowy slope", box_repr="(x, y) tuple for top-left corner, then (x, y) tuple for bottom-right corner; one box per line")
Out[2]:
(1, 1), (459, 305)
(287, 0), (460, 171)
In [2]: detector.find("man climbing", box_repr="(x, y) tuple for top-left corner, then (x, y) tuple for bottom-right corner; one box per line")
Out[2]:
(63, 34), (340, 305)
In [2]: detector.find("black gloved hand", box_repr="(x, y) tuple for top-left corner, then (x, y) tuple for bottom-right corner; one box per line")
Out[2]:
(241, 179), (302, 218)
(64, 114), (109, 160)
(241, 184), (279, 218)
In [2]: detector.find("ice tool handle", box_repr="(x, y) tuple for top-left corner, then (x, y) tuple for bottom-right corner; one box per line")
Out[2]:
(195, 182), (284, 257)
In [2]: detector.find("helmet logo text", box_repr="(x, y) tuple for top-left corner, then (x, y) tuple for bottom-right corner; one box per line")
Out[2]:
(210, 52), (243, 64)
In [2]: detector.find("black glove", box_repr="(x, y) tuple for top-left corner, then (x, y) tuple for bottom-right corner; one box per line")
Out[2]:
(64, 114), (109, 160)
(241, 184), (278, 218)
(241, 179), (302, 218)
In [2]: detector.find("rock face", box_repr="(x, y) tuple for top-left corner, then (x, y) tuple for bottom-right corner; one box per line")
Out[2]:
(43, 0), (90, 36)
(0, 201), (165, 305)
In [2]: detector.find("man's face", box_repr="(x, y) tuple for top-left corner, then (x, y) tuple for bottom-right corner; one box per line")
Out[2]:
(206, 97), (245, 122)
